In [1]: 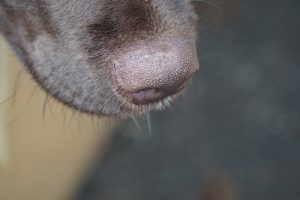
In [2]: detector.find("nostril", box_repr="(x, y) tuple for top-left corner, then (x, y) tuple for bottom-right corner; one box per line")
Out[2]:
(130, 88), (176, 105)
(129, 78), (190, 105)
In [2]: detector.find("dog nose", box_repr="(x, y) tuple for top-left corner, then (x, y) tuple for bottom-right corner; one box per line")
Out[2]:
(113, 37), (199, 105)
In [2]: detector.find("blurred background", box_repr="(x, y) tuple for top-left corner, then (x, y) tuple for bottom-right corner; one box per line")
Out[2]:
(0, 33), (112, 199)
(0, 0), (299, 200)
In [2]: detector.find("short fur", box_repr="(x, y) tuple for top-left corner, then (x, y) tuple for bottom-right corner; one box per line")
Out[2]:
(0, 0), (198, 118)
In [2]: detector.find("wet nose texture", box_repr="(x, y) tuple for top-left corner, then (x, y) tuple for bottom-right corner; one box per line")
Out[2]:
(113, 38), (199, 105)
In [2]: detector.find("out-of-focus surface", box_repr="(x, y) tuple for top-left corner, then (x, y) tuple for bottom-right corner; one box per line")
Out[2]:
(77, 0), (300, 200)
(0, 37), (112, 200)
(0, 38), (9, 164)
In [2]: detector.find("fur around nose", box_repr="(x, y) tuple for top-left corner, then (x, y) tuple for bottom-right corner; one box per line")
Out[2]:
(113, 37), (199, 105)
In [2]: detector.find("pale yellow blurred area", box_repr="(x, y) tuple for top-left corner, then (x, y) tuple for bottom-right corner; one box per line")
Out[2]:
(0, 36), (113, 200)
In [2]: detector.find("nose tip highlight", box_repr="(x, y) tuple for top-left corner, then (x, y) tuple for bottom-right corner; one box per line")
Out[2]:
(113, 37), (199, 105)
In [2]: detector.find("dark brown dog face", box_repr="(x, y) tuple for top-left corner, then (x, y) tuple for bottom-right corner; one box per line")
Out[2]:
(0, 0), (199, 118)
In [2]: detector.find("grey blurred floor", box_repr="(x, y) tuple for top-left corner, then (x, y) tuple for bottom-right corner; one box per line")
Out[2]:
(77, 0), (300, 199)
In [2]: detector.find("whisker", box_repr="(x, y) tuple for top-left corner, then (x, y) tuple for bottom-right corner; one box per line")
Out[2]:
(146, 113), (152, 136)
(132, 116), (142, 131)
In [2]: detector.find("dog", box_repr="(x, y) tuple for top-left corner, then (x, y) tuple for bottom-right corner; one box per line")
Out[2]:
(0, 0), (199, 118)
